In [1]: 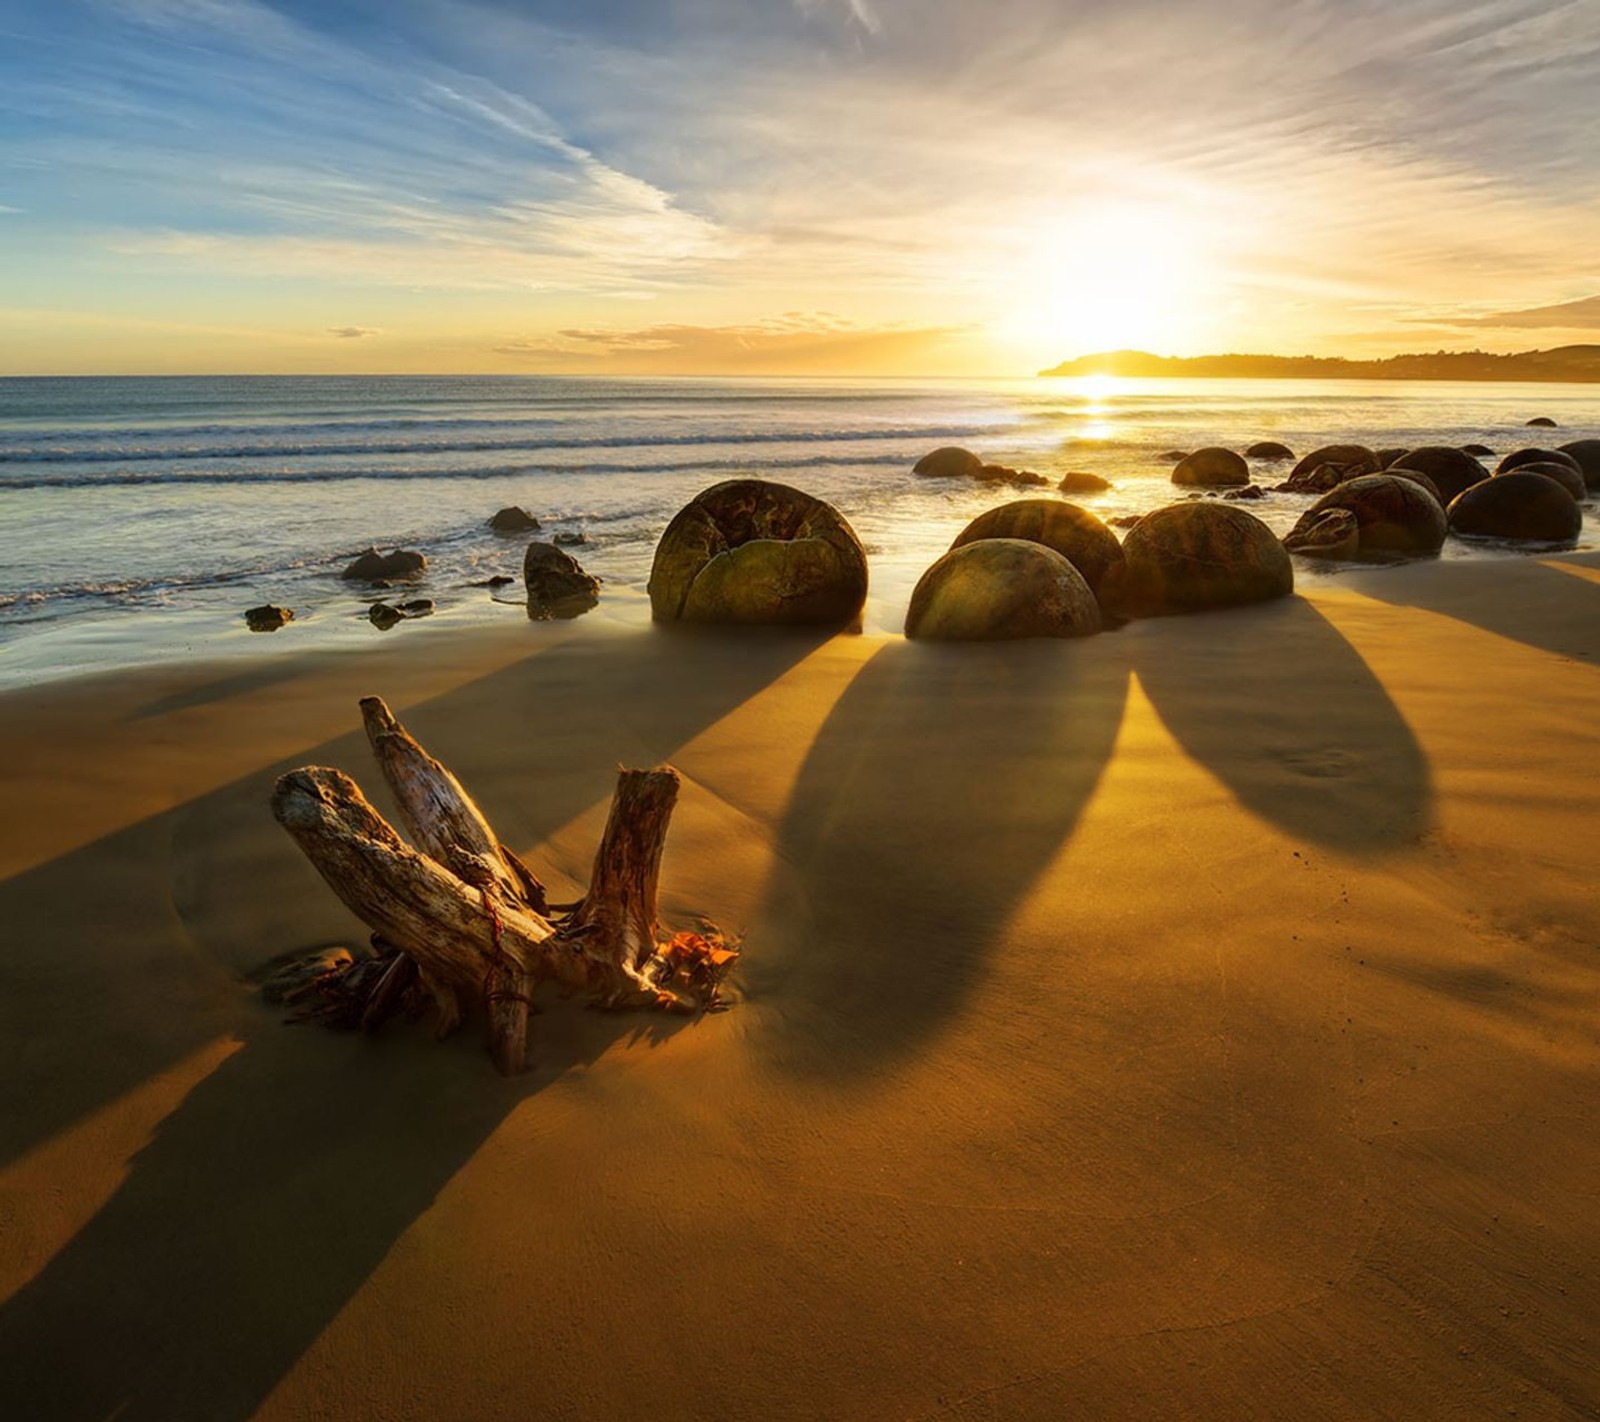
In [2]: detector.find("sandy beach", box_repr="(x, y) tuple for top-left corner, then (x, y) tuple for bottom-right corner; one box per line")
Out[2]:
(1, 551), (1598, 1420)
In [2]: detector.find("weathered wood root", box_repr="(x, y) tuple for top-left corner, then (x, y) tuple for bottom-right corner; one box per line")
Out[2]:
(269, 697), (737, 1072)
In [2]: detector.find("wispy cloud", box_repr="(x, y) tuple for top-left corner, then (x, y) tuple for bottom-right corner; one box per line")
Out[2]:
(327, 325), (378, 338)
(1426, 294), (1600, 330)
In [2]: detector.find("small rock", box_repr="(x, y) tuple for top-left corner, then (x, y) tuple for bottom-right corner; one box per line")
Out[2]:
(342, 547), (427, 582)
(1058, 470), (1112, 493)
(396, 598), (435, 617)
(553, 531), (588, 546)
(368, 603), (404, 630)
(1108, 514), (1144, 529)
(525, 541), (602, 620)
(1461, 443), (1494, 458)
(469, 574), (516, 588)
(977, 463), (1049, 487)
(1246, 441), (1294, 461)
(1224, 485), (1266, 500)
(1157, 450), (1190, 463)
(244, 604), (294, 632)
(489, 506), (541, 533)
(1525, 417), (1559, 428)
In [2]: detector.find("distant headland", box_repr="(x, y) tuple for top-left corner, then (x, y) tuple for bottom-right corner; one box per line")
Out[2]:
(1039, 345), (1600, 382)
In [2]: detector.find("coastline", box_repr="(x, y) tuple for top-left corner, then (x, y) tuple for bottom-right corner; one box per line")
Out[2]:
(2, 551), (1598, 1417)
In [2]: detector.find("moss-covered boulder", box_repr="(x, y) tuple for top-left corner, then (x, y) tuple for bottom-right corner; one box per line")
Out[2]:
(648, 479), (867, 627)
(1103, 502), (1293, 616)
(1448, 472), (1583, 544)
(1286, 474), (1446, 560)
(913, 446), (985, 479)
(949, 499), (1124, 596)
(1556, 439), (1600, 491)
(1387, 446), (1488, 502)
(905, 539), (1101, 642)
(1172, 447), (1249, 486)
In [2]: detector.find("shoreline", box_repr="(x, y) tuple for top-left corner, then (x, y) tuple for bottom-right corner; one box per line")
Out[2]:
(3, 551), (1599, 1416)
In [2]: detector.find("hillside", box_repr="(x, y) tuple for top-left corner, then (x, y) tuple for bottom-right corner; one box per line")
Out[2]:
(1039, 346), (1600, 381)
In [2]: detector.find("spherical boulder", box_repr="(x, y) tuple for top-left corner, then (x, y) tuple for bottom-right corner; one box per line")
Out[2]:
(977, 463), (1049, 487)
(1290, 444), (1379, 483)
(1058, 470), (1112, 493)
(1461, 443), (1494, 458)
(1556, 440), (1600, 491)
(1172, 446), (1249, 487)
(905, 539), (1101, 642)
(1385, 447), (1487, 502)
(1448, 472), (1582, 544)
(1283, 508), (1360, 560)
(913, 446), (985, 479)
(1246, 441), (1294, 461)
(1381, 467), (1445, 505)
(1496, 447), (1582, 478)
(1496, 460), (1585, 502)
(1526, 416), (1559, 428)
(648, 479), (868, 626)
(950, 499), (1124, 596)
(1101, 503), (1293, 617)
(1286, 474), (1446, 560)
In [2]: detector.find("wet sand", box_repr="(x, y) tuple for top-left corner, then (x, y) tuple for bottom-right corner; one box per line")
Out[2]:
(1, 552), (1598, 1420)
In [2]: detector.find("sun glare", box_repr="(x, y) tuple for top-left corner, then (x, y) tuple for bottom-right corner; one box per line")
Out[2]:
(998, 201), (1213, 360)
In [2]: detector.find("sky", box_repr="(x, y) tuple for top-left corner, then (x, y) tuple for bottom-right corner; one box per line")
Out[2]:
(1, 0), (1598, 375)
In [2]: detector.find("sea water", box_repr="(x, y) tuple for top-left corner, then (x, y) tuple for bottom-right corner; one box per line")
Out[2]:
(0, 373), (1594, 686)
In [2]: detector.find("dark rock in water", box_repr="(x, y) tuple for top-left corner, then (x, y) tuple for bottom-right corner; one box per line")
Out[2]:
(648, 479), (866, 627)
(524, 541), (602, 620)
(1449, 472), (1582, 544)
(1246, 441), (1294, 461)
(977, 463), (1049, 487)
(1225, 484), (1266, 500)
(913, 446), (985, 479)
(1287, 474), (1446, 560)
(1058, 470), (1112, 493)
(396, 598), (435, 617)
(1284, 508), (1360, 560)
(1526, 416), (1559, 428)
(469, 574), (516, 588)
(488, 506), (541, 533)
(1289, 444), (1379, 484)
(1172, 446), (1249, 487)
(949, 498), (1124, 596)
(1461, 443), (1494, 458)
(342, 547), (427, 582)
(1108, 514), (1144, 529)
(1101, 502), (1293, 617)
(553, 531), (588, 546)
(1496, 447), (1582, 478)
(368, 602), (405, 630)
(1386, 447), (1487, 502)
(1557, 439), (1600, 490)
(244, 604), (294, 632)
(1497, 460), (1586, 502)
(1376, 448), (1410, 468)
(1158, 450), (1190, 463)
(905, 538), (1101, 642)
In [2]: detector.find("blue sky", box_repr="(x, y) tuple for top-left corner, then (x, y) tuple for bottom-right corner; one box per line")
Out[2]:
(1, 0), (1597, 373)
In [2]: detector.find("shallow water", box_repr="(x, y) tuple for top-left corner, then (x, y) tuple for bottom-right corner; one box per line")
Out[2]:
(0, 373), (1594, 686)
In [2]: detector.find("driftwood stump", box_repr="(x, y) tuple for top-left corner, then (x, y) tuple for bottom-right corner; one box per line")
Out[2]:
(269, 697), (735, 1073)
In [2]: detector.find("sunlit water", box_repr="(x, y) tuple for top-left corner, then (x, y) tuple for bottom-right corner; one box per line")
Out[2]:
(1, 373), (1594, 686)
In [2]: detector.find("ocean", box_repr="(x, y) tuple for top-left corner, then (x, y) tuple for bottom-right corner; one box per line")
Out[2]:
(1, 373), (1594, 686)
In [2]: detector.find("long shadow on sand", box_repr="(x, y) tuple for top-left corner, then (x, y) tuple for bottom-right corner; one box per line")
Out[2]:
(1126, 596), (1434, 855)
(1346, 550), (1600, 665)
(0, 627), (826, 1422)
(746, 637), (1129, 1078)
